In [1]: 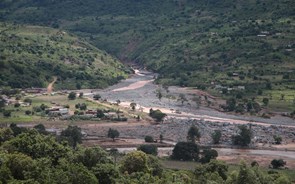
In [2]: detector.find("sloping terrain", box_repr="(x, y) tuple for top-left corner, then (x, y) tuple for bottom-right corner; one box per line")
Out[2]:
(0, 0), (294, 110)
(0, 23), (130, 89)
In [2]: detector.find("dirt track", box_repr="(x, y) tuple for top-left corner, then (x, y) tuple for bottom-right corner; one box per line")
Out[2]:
(47, 76), (57, 93)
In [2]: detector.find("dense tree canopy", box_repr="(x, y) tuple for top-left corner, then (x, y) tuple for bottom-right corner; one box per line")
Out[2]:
(0, 126), (291, 183)
(172, 142), (200, 161)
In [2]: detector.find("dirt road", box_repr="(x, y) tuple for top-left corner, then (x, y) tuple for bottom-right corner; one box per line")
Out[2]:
(47, 76), (57, 93)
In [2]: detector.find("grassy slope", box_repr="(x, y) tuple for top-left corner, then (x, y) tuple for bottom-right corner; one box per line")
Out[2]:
(0, 0), (294, 110)
(0, 23), (130, 89)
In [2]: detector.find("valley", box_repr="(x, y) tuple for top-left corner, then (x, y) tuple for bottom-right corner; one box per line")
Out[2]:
(0, 0), (294, 183)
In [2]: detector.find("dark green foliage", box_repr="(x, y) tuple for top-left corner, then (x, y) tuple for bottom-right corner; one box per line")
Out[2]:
(232, 125), (252, 146)
(0, 97), (5, 109)
(149, 109), (167, 122)
(195, 160), (229, 181)
(187, 125), (201, 143)
(24, 98), (32, 104)
(271, 159), (286, 169)
(273, 135), (282, 145)
(107, 128), (119, 141)
(25, 110), (32, 115)
(120, 151), (149, 174)
(0, 23), (129, 89)
(137, 144), (158, 156)
(211, 130), (222, 144)
(0, 128), (292, 183)
(76, 103), (87, 110)
(172, 142), (199, 161)
(61, 126), (82, 148)
(4, 153), (35, 180)
(14, 103), (20, 108)
(33, 124), (47, 135)
(263, 98), (269, 106)
(3, 110), (11, 117)
(92, 163), (119, 184)
(74, 147), (113, 169)
(147, 155), (163, 177)
(79, 92), (83, 98)
(68, 92), (76, 100)
(9, 123), (27, 136)
(93, 94), (101, 100)
(58, 160), (98, 184)
(225, 98), (236, 112)
(4, 130), (70, 162)
(200, 149), (218, 164)
(96, 109), (105, 118)
(144, 135), (154, 143)
(0, 128), (13, 144)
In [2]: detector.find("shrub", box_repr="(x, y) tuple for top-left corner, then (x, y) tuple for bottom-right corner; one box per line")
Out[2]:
(149, 109), (166, 122)
(25, 110), (32, 115)
(93, 94), (101, 100)
(211, 130), (222, 144)
(273, 135), (282, 144)
(137, 144), (158, 156)
(271, 159), (286, 169)
(68, 92), (76, 100)
(200, 149), (218, 163)
(172, 142), (199, 161)
(145, 135), (154, 143)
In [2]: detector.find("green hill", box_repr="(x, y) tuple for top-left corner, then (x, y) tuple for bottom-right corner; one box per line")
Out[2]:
(0, 0), (294, 110)
(0, 23), (130, 89)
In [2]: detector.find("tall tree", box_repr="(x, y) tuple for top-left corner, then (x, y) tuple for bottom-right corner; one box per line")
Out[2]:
(211, 130), (222, 144)
(232, 125), (252, 146)
(107, 128), (119, 141)
(61, 126), (82, 148)
(187, 125), (201, 143)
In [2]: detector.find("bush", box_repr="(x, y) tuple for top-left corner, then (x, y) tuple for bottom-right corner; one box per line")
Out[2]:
(107, 128), (119, 141)
(200, 149), (218, 163)
(68, 92), (76, 100)
(187, 125), (200, 143)
(144, 135), (154, 143)
(137, 144), (158, 155)
(149, 109), (166, 122)
(271, 159), (286, 169)
(273, 135), (282, 144)
(24, 98), (32, 104)
(14, 103), (20, 108)
(172, 142), (199, 161)
(93, 94), (101, 100)
(3, 110), (11, 117)
(25, 110), (32, 115)
(232, 125), (252, 146)
(211, 130), (222, 144)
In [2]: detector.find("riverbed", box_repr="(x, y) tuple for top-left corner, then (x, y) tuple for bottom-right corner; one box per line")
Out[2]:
(86, 69), (295, 126)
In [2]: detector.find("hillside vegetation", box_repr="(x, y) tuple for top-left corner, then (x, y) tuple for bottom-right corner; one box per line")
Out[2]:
(0, 0), (294, 110)
(0, 23), (130, 89)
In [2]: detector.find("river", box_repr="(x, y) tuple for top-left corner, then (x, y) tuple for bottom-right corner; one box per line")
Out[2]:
(85, 69), (295, 127)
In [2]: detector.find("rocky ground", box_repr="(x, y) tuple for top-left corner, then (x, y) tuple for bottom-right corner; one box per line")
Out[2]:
(81, 118), (295, 149)
(85, 70), (295, 126)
